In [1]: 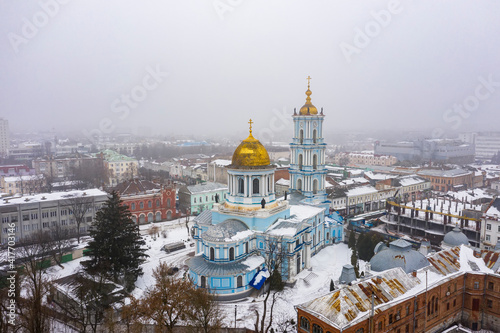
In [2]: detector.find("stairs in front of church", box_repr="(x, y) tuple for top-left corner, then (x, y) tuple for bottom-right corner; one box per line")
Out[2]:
(303, 272), (318, 286)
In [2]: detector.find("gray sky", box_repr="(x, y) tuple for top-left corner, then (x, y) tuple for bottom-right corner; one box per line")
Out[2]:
(1, 0), (499, 142)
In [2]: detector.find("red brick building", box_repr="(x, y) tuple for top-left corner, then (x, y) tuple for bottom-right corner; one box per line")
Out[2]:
(113, 179), (178, 224)
(296, 246), (500, 333)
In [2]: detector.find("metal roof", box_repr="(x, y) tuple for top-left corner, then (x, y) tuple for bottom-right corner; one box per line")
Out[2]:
(370, 240), (429, 273)
(187, 254), (264, 277)
(202, 219), (249, 242)
(298, 267), (419, 328)
(443, 227), (469, 247)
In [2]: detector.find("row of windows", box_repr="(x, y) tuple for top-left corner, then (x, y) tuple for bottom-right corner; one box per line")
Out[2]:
(194, 194), (226, 203)
(208, 243), (249, 261)
(130, 199), (171, 210)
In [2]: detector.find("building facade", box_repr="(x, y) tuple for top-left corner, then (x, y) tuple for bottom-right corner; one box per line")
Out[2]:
(296, 246), (500, 333)
(334, 151), (397, 166)
(0, 118), (10, 158)
(97, 150), (139, 186)
(0, 189), (108, 244)
(113, 179), (178, 224)
(178, 182), (228, 215)
(416, 168), (474, 192)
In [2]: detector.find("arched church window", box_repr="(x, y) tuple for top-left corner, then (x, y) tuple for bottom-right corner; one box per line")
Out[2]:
(313, 129), (317, 143)
(313, 179), (318, 194)
(313, 154), (317, 170)
(299, 129), (304, 144)
(229, 247), (235, 261)
(238, 178), (244, 194)
(201, 276), (206, 288)
(210, 247), (215, 261)
(244, 242), (249, 254)
(298, 154), (303, 170)
(297, 179), (302, 191)
(167, 198), (171, 208)
(237, 275), (243, 288)
(253, 178), (259, 194)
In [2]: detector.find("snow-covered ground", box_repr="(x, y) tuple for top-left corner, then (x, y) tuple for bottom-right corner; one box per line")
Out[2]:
(46, 219), (363, 330)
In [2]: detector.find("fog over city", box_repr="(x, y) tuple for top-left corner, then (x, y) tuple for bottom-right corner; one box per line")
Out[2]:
(1, 0), (499, 141)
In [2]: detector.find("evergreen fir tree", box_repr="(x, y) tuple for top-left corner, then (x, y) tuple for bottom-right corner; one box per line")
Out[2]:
(350, 246), (360, 278)
(330, 279), (335, 292)
(83, 191), (148, 291)
(348, 231), (356, 249)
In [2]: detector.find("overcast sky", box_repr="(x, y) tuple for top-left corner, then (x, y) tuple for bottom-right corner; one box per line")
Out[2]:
(1, 0), (499, 142)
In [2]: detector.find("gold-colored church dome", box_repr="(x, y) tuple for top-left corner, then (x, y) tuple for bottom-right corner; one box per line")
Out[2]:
(231, 119), (270, 167)
(299, 76), (318, 115)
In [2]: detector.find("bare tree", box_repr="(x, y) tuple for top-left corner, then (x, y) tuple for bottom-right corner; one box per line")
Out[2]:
(135, 262), (193, 333)
(254, 236), (287, 333)
(67, 195), (94, 243)
(16, 231), (55, 333)
(46, 224), (74, 268)
(185, 287), (225, 333)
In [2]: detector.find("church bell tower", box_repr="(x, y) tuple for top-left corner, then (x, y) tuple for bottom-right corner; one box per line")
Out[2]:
(289, 77), (328, 204)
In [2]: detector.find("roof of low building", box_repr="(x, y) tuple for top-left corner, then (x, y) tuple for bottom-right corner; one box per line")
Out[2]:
(113, 179), (162, 195)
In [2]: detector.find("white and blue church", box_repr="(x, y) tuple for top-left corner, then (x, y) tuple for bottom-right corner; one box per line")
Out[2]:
(187, 78), (343, 299)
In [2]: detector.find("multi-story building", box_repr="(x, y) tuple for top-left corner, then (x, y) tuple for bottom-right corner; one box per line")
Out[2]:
(345, 186), (396, 215)
(460, 132), (500, 161)
(480, 198), (500, 250)
(374, 139), (474, 163)
(0, 165), (33, 177)
(113, 179), (178, 224)
(33, 155), (105, 181)
(207, 159), (231, 184)
(416, 168), (474, 192)
(0, 189), (108, 244)
(375, 175), (431, 201)
(178, 182), (228, 215)
(9, 142), (44, 161)
(97, 150), (138, 186)
(1, 175), (46, 195)
(296, 245), (500, 333)
(334, 151), (397, 166)
(0, 118), (9, 157)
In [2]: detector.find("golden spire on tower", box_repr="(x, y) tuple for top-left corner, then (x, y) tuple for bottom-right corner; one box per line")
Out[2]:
(300, 76), (318, 115)
(248, 118), (253, 135)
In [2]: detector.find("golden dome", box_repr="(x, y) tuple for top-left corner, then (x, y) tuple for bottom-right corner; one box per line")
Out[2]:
(299, 76), (318, 115)
(231, 119), (270, 168)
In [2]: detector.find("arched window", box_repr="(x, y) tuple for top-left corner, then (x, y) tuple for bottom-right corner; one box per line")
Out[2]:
(131, 203), (136, 210)
(299, 129), (304, 144)
(156, 199), (160, 207)
(244, 242), (248, 254)
(140, 202), (144, 209)
(194, 198), (197, 203)
(313, 154), (317, 170)
(298, 154), (303, 169)
(155, 212), (161, 221)
(139, 214), (146, 224)
(297, 179), (302, 191)
(201, 276), (206, 288)
(253, 178), (259, 194)
(300, 317), (310, 331)
(167, 198), (171, 208)
(237, 275), (243, 288)
(210, 247), (215, 261)
(238, 178), (244, 194)
(434, 297), (438, 313)
(313, 129), (317, 143)
(147, 212), (153, 222)
(166, 211), (172, 220)
(131, 215), (137, 224)
(148, 201), (152, 208)
(313, 179), (318, 194)
(229, 247), (235, 261)
(312, 324), (323, 333)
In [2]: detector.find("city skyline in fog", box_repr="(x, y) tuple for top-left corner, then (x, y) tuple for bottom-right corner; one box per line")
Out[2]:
(1, 1), (500, 143)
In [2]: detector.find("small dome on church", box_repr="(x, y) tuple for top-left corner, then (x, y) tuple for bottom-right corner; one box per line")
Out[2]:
(202, 219), (250, 242)
(370, 239), (429, 273)
(299, 76), (318, 115)
(443, 227), (469, 247)
(231, 120), (270, 168)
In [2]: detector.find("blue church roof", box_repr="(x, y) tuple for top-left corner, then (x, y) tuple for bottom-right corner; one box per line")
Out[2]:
(188, 254), (264, 277)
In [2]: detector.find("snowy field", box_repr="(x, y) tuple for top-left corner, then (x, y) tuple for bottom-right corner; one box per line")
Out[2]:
(46, 219), (363, 330)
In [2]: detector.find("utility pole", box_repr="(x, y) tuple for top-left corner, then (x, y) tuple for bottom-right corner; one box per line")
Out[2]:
(234, 305), (237, 328)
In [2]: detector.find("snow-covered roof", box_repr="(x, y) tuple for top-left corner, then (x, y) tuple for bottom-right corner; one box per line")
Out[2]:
(0, 189), (107, 206)
(346, 185), (378, 197)
(210, 159), (232, 167)
(185, 182), (227, 194)
(276, 178), (290, 186)
(397, 176), (428, 187)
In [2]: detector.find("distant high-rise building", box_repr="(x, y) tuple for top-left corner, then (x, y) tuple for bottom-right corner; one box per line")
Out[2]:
(0, 118), (10, 157)
(460, 132), (500, 161)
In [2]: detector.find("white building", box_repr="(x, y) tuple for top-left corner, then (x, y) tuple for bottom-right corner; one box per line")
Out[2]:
(0, 189), (108, 244)
(0, 118), (9, 157)
(460, 132), (500, 161)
